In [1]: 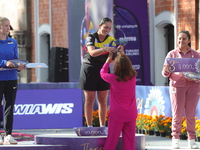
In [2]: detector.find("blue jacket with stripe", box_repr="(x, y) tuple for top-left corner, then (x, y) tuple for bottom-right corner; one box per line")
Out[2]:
(0, 36), (18, 81)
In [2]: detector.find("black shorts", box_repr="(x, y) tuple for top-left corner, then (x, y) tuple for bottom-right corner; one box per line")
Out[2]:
(78, 64), (110, 91)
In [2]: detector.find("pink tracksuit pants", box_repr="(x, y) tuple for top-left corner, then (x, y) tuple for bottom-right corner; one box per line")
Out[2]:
(103, 116), (136, 150)
(170, 86), (200, 139)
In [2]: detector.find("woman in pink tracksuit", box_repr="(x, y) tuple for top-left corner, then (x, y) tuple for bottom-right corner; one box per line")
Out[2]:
(100, 52), (137, 150)
(162, 30), (200, 149)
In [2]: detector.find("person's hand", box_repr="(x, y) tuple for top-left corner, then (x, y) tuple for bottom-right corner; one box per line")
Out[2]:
(106, 52), (114, 64)
(6, 61), (16, 68)
(17, 63), (26, 71)
(117, 45), (124, 54)
(163, 65), (170, 73)
(104, 47), (116, 53)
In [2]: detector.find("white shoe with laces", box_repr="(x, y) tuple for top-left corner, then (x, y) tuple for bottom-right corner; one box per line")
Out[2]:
(172, 139), (180, 149)
(0, 135), (3, 145)
(3, 135), (17, 145)
(188, 139), (199, 149)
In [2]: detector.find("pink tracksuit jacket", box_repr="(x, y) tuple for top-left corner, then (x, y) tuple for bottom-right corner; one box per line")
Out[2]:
(100, 62), (137, 150)
(162, 47), (200, 140)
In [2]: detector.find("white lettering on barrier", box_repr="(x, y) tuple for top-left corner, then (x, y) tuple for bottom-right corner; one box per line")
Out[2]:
(14, 103), (74, 115)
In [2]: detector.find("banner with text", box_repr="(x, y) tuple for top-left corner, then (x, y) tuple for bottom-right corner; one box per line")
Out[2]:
(114, 0), (151, 85)
(13, 89), (83, 129)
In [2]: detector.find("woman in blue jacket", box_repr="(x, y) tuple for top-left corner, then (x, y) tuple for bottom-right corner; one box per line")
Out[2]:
(0, 17), (25, 145)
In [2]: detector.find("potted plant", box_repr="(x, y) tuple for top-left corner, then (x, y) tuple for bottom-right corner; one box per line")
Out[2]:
(157, 115), (172, 137)
(83, 110), (109, 127)
(195, 119), (200, 142)
(143, 115), (154, 135)
(179, 117), (187, 140)
(151, 116), (161, 136)
(136, 113), (145, 134)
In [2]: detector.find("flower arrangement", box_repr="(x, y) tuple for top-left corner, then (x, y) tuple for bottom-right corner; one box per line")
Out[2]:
(150, 116), (161, 132)
(156, 115), (172, 133)
(195, 119), (200, 137)
(151, 115), (163, 132)
(142, 115), (154, 134)
(83, 110), (109, 127)
(136, 114), (172, 135)
(143, 115), (153, 130)
(136, 114), (200, 139)
(180, 117), (187, 136)
(136, 113), (145, 130)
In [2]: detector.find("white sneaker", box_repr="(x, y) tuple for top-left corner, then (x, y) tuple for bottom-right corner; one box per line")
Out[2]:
(0, 135), (3, 145)
(3, 135), (17, 145)
(172, 139), (180, 149)
(188, 139), (199, 149)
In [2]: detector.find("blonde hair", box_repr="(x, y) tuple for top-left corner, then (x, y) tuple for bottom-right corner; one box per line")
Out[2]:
(0, 17), (9, 26)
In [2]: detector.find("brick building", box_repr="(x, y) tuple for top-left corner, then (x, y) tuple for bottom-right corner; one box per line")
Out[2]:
(30, 0), (68, 82)
(148, 0), (199, 85)
(0, 0), (199, 85)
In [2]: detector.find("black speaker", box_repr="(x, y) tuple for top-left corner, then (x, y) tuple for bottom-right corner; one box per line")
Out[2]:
(48, 47), (69, 82)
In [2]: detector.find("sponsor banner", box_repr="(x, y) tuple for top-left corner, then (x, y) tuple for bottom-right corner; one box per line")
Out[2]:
(114, 0), (151, 85)
(136, 85), (200, 119)
(13, 89), (83, 129)
(167, 58), (200, 72)
(68, 0), (113, 82)
(73, 127), (107, 136)
(13, 83), (200, 129)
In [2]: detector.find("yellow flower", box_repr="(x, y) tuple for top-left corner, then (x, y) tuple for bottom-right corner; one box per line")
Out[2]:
(156, 115), (172, 133)
(180, 117), (187, 135)
(83, 110), (109, 127)
(196, 119), (200, 136)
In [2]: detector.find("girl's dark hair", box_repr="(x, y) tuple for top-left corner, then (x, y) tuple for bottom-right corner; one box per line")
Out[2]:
(113, 53), (137, 82)
(178, 30), (191, 47)
(99, 17), (112, 26)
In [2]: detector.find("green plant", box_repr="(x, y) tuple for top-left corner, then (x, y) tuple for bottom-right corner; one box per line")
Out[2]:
(195, 119), (200, 137)
(83, 110), (109, 127)
(136, 113), (145, 130)
(157, 115), (172, 133)
(180, 117), (187, 136)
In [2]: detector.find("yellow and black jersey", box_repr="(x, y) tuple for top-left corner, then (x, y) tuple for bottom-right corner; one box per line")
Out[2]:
(83, 32), (116, 68)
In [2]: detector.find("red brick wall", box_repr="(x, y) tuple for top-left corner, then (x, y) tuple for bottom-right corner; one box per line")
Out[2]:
(37, 0), (68, 48)
(155, 0), (198, 49)
(30, 0), (68, 82)
(177, 0), (197, 49)
(39, 0), (50, 25)
(155, 0), (174, 15)
(31, 0), (36, 81)
(52, 0), (68, 48)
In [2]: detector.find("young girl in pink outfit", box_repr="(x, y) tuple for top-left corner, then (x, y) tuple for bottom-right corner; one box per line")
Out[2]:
(162, 30), (200, 149)
(100, 52), (137, 150)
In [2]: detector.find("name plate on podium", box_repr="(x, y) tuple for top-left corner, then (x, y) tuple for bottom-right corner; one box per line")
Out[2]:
(73, 127), (107, 136)
(166, 58), (200, 72)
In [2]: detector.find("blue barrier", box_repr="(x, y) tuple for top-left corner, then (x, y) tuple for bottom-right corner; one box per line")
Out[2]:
(12, 83), (200, 129)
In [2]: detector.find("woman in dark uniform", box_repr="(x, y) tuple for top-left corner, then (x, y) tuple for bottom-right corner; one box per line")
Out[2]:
(79, 17), (124, 127)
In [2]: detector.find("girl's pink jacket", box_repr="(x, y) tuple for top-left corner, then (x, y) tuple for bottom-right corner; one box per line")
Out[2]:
(100, 63), (137, 122)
